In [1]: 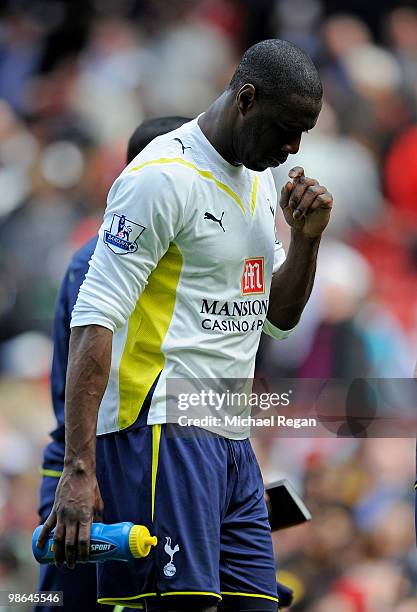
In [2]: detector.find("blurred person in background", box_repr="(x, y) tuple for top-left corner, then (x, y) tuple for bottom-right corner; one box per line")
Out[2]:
(385, 6), (417, 104)
(0, 11), (43, 113)
(258, 241), (372, 380)
(319, 13), (372, 116)
(35, 115), (190, 612)
(384, 125), (417, 228)
(73, 16), (150, 144)
(307, 558), (408, 611)
(340, 41), (412, 158)
(0, 95), (96, 353)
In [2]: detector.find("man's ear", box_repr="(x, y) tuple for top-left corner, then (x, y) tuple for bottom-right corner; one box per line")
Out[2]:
(236, 83), (256, 116)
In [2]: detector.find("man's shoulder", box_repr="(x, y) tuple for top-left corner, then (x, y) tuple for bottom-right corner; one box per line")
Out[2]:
(120, 131), (200, 200)
(126, 119), (198, 172)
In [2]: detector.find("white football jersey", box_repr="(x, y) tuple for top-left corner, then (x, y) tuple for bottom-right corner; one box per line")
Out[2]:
(71, 117), (293, 438)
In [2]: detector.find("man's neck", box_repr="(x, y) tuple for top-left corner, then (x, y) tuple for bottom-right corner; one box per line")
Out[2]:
(198, 92), (241, 167)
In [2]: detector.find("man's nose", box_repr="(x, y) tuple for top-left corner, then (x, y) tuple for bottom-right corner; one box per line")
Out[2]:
(281, 135), (301, 155)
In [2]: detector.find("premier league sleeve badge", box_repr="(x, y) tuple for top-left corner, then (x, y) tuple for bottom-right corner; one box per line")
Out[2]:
(104, 214), (146, 255)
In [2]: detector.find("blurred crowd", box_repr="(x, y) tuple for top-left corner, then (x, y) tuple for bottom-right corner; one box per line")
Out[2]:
(0, 0), (417, 609)
(253, 435), (417, 610)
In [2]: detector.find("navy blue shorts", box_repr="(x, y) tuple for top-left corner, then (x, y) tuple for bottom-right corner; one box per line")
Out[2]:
(95, 424), (278, 610)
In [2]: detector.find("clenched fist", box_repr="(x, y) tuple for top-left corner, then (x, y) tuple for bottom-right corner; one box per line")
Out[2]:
(280, 166), (333, 238)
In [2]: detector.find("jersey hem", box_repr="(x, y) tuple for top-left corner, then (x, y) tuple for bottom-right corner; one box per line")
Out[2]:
(70, 315), (116, 333)
(146, 415), (250, 440)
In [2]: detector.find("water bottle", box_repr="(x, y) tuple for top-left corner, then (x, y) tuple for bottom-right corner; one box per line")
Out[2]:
(32, 522), (158, 564)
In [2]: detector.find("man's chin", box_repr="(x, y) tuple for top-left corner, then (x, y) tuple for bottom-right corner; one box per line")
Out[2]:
(243, 159), (271, 172)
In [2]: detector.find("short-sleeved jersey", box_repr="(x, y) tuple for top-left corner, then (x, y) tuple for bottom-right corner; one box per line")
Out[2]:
(71, 117), (291, 439)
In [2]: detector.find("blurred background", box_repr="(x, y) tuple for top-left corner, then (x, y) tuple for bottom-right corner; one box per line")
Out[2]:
(0, 0), (416, 609)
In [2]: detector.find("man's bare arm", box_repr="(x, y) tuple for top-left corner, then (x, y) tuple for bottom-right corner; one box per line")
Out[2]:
(64, 324), (112, 470)
(267, 229), (320, 330)
(267, 166), (333, 331)
(36, 324), (112, 568)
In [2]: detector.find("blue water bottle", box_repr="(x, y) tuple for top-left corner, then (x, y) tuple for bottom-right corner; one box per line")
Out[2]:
(32, 522), (158, 564)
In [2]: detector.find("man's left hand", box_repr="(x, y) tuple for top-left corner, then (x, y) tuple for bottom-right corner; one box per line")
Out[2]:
(279, 166), (333, 238)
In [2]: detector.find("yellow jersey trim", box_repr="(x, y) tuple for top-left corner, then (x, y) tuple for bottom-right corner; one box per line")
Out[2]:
(118, 242), (183, 430)
(161, 591), (222, 600)
(251, 175), (259, 216)
(151, 424), (162, 521)
(39, 467), (62, 478)
(221, 591), (279, 603)
(130, 157), (245, 216)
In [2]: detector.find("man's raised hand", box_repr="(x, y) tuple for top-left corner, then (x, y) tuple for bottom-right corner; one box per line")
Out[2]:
(280, 166), (333, 238)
